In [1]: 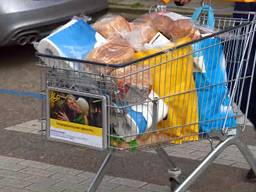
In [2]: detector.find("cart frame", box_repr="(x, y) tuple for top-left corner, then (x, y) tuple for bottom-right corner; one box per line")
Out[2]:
(37, 9), (256, 192)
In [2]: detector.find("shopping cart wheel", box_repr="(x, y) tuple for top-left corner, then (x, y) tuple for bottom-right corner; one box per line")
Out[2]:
(169, 177), (179, 192)
(247, 169), (256, 181)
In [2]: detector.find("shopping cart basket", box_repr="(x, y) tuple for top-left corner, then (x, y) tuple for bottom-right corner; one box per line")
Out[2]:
(36, 3), (256, 192)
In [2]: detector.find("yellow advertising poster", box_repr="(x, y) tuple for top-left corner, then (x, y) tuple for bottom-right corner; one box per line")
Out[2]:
(47, 88), (106, 149)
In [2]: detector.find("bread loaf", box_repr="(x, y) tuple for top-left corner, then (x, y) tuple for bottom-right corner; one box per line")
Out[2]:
(111, 65), (152, 91)
(87, 36), (135, 74)
(129, 22), (158, 44)
(92, 15), (131, 38)
(169, 19), (196, 40)
(140, 13), (195, 41)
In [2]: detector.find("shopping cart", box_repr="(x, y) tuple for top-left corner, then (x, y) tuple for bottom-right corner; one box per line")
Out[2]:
(36, 2), (256, 192)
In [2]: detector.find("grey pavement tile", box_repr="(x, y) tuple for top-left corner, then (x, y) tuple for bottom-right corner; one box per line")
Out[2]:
(111, 185), (148, 192)
(5, 120), (41, 135)
(19, 167), (56, 177)
(53, 182), (87, 192)
(214, 158), (235, 166)
(0, 156), (24, 163)
(0, 186), (33, 192)
(96, 183), (120, 192)
(76, 171), (95, 178)
(232, 162), (250, 169)
(219, 153), (245, 162)
(24, 175), (61, 187)
(46, 166), (83, 176)
(0, 169), (31, 179)
(17, 159), (53, 170)
(25, 183), (66, 192)
(50, 173), (88, 184)
(187, 151), (206, 160)
(0, 177), (33, 188)
(102, 175), (116, 182)
(109, 177), (147, 188)
(0, 161), (27, 171)
(99, 180), (122, 190)
(141, 183), (170, 192)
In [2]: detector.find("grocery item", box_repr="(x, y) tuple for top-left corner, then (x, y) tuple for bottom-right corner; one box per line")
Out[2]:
(111, 90), (168, 143)
(129, 21), (158, 44)
(111, 64), (152, 91)
(169, 19), (196, 40)
(92, 15), (131, 38)
(140, 13), (195, 41)
(141, 13), (175, 39)
(145, 32), (172, 49)
(87, 36), (135, 73)
(135, 38), (199, 144)
(37, 18), (106, 70)
(192, 5), (237, 133)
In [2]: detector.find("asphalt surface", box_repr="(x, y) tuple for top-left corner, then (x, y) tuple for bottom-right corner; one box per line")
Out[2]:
(0, 45), (256, 192)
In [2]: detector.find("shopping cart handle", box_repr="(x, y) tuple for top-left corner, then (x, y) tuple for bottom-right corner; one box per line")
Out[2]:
(191, 4), (215, 29)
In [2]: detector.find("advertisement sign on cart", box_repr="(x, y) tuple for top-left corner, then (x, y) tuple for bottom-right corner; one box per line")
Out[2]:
(47, 87), (107, 150)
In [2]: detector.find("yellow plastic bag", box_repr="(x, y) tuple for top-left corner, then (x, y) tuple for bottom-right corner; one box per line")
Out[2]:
(135, 38), (199, 144)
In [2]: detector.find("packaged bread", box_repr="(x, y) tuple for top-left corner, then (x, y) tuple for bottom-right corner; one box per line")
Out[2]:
(92, 15), (131, 38)
(87, 36), (135, 74)
(122, 20), (158, 51)
(111, 65), (152, 91)
(140, 13), (174, 39)
(169, 19), (196, 40)
(140, 13), (195, 41)
(129, 21), (158, 44)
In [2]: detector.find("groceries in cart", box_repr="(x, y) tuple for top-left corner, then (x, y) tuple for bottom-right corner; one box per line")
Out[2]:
(36, 10), (237, 149)
(36, 18), (107, 70)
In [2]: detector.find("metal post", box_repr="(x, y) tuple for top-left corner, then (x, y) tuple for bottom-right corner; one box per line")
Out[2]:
(235, 139), (256, 175)
(155, 147), (177, 169)
(86, 152), (113, 192)
(155, 147), (182, 186)
(175, 136), (237, 192)
(175, 136), (256, 192)
(152, 98), (159, 131)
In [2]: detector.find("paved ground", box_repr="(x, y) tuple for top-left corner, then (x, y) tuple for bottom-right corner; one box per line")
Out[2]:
(0, 120), (255, 192)
(1, 2), (256, 191)
(5, 120), (256, 170)
(0, 155), (170, 192)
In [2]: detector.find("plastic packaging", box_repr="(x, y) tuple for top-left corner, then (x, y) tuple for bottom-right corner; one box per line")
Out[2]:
(125, 21), (158, 50)
(139, 13), (196, 41)
(37, 18), (106, 70)
(87, 36), (135, 73)
(92, 15), (131, 38)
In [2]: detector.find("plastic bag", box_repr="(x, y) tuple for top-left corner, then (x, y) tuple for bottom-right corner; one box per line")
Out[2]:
(135, 38), (199, 144)
(92, 15), (131, 38)
(192, 5), (237, 133)
(122, 19), (158, 51)
(139, 13), (195, 41)
(87, 36), (135, 74)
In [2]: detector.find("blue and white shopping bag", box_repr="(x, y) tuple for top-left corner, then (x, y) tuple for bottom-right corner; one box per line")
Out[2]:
(192, 5), (237, 133)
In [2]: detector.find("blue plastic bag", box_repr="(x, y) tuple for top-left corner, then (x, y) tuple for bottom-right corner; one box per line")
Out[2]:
(192, 5), (237, 133)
